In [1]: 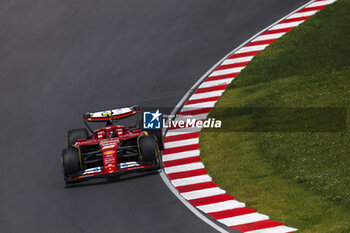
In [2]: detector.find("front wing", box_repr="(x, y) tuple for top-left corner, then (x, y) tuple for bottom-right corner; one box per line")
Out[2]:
(65, 161), (160, 184)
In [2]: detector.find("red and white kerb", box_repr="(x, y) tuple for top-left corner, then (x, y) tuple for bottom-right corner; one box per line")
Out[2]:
(163, 0), (336, 232)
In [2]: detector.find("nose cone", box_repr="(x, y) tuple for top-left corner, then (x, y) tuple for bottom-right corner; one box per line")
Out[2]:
(100, 140), (119, 173)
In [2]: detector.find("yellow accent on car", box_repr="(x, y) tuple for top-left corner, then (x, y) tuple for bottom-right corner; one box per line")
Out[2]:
(102, 111), (112, 116)
(105, 150), (114, 155)
(73, 145), (83, 169)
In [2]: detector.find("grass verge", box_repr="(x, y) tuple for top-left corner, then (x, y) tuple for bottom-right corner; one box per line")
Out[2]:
(200, 1), (350, 232)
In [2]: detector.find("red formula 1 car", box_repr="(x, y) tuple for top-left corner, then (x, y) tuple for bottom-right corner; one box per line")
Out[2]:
(61, 106), (163, 184)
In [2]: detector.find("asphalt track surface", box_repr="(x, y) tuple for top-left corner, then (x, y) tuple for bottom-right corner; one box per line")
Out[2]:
(0, 0), (309, 232)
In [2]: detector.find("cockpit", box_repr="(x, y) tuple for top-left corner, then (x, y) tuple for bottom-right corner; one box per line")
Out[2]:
(94, 126), (128, 140)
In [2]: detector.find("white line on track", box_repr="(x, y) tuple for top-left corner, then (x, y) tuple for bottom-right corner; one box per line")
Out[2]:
(222, 56), (254, 65)
(199, 78), (234, 88)
(164, 138), (199, 149)
(269, 20), (305, 30)
(286, 10), (317, 19)
(198, 200), (246, 213)
(210, 66), (245, 77)
(306, 0), (335, 8)
(251, 32), (286, 42)
(163, 149), (200, 162)
(189, 90), (225, 100)
(171, 174), (212, 187)
(184, 101), (217, 108)
(219, 213), (269, 227)
(235, 44), (269, 54)
(181, 187), (226, 200)
(245, 225), (298, 233)
(180, 106), (212, 113)
(164, 162), (204, 174)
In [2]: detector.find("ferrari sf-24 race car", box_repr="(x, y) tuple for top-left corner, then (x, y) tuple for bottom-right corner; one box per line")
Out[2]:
(61, 106), (163, 184)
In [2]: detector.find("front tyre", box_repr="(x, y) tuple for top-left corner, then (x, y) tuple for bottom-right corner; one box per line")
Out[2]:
(139, 135), (159, 163)
(62, 148), (81, 178)
(145, 129), (164, 150)
(66, 128), (89, 147)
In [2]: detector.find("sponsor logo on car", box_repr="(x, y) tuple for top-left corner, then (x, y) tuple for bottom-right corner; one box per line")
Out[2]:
(101, 140), (119, 145)
(115, 108), (123, 114)
(104, 157), (115, 163)
(102, 110), (112, 116)
(105, 150), (114, 155)
(102, 144), (116, 149)
(120, 162), (140, 169)
(82, 167), (101, 175)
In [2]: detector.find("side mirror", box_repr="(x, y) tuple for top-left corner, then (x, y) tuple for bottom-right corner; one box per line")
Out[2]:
(77, 138), (87, 142)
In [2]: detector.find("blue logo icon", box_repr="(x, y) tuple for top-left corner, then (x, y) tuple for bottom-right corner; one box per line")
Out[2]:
(143, 109), (162, 129)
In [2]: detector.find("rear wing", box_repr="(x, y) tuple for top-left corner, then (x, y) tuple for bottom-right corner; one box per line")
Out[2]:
(83, 106), (141, 122)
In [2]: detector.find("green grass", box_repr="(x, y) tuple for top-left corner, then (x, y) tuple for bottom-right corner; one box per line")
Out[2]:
(199, 0), (350, 232)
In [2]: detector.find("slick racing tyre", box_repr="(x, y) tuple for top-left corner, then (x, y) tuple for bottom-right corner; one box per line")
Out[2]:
(146, 129), (164, 150)
(139, 135), (159, 163)
(62, 148), (81, 177)
(66, 128), (89, 147)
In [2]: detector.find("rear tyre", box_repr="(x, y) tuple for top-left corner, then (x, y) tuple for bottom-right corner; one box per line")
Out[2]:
(62, 148), (81, 177)
(139, 135), (159, 163)
(66, 128), (89, 147)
